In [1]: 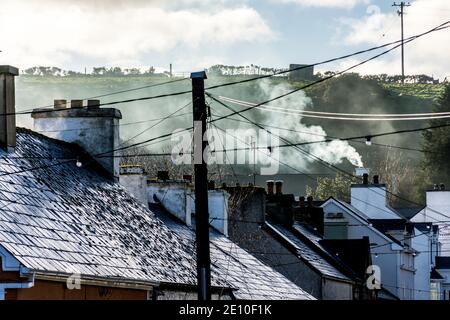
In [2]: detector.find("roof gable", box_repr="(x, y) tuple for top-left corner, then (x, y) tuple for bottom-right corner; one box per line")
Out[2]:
(321, 197), (403, 250)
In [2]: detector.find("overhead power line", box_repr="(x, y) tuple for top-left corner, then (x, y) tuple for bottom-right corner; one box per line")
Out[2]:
(218, 95), (450, 121)
(4, 22), (449, 181)
(205, 20), (447, 91)
(210, 111), (443, 155)
(208, 21), (450, 125)
(4, 21), (448, 120)
(207, 93), (450, 222)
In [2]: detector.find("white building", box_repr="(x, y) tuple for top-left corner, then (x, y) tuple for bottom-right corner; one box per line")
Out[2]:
(411, 186), (449, 255)
(321, 173), (437, 300)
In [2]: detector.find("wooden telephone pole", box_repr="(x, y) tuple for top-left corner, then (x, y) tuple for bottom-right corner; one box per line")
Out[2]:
(393, 2), (411, 84)
(191, 71), (211, 301)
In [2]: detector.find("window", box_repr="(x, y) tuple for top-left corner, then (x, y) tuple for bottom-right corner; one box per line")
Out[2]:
(430, 282), (439, 300)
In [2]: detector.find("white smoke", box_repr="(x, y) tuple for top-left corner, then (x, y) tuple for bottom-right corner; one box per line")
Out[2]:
(257, 80), (364, 169)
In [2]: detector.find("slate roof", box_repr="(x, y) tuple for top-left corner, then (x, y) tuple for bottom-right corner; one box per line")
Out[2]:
(431, 268), (444, 280)
(266, 222), (352, 282)
(326, 198), (404, 247)
(394, 207), (425, 220)
(319, 238), (372, 280)
(435, 256), (450, 270)
(151, 204), (314, 300)
(0, 128), (227, 289)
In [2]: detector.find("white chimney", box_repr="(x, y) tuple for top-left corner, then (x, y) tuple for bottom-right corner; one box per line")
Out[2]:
(119, 165), (148, 208)
(148, 180), (192, 227)
(147, 179), (230, 235)
(0, 65), (19, 152)
(350, 173), (400, 219)
(31, 100), (122, 179)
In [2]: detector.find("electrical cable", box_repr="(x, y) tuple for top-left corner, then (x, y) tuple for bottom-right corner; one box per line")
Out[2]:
(208, 21), (450, 125)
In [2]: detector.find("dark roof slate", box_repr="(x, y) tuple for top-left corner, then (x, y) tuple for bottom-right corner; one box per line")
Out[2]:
(266, 222), (351, 282)
(393, 207), (425, 220)
(0, 128), (225, 288)
(151, 204), (314, 300)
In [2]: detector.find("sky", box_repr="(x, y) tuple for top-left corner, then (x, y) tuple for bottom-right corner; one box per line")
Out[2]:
(0, 0), (449, 78)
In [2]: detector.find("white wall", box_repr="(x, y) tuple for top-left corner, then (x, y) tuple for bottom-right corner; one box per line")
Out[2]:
(120, 174), (148, 208)
(412, 229), (431, 300)
(412, 191), (450, 256)
(322, 200), (415, 299)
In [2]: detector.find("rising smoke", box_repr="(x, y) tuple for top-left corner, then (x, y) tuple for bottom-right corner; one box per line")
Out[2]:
(257, 79), (364, 168)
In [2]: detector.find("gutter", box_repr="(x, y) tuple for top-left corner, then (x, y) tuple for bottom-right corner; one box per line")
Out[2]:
(0, 273), (35, 300)
(31, 271), (158, 291)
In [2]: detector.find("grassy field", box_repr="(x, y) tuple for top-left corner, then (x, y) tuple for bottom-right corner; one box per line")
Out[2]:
(382, 83), (446, 100)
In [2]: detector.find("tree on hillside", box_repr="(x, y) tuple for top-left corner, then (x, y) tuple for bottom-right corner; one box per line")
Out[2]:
(306, 173), (355, 202)
(421, 84), (450, 189)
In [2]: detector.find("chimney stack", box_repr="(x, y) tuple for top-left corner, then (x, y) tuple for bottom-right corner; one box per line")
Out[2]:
(275, 180), (283, 195)
(266, 180), (274, 196)
(32, 100), (122, 179)
(119, 165), (148, 208)
(0, 66), (19, 153)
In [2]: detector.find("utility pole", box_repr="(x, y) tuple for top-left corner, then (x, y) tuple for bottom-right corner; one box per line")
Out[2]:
(393, 2), (411, 84)
(251, 136), (256, 186)
(191, 71), (211, 301)
(170, 63), (173, 78)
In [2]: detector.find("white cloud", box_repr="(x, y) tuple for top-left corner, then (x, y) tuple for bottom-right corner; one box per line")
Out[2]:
(0, 0), (273, 69)
(334, 0), (450, 79)
(272, 0), (369, 9)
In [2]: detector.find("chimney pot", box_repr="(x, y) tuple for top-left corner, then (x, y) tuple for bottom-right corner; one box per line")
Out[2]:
(373, 175), (379, 184)
(266, 180), (274, 196)
(157, 170), (169, 181)
(87, 99), (100, 109)
(275, 180), (283, 195)
(363, 173), (369, 185)
(70, 99), (83, 109)
(54, 99), (67, 110)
